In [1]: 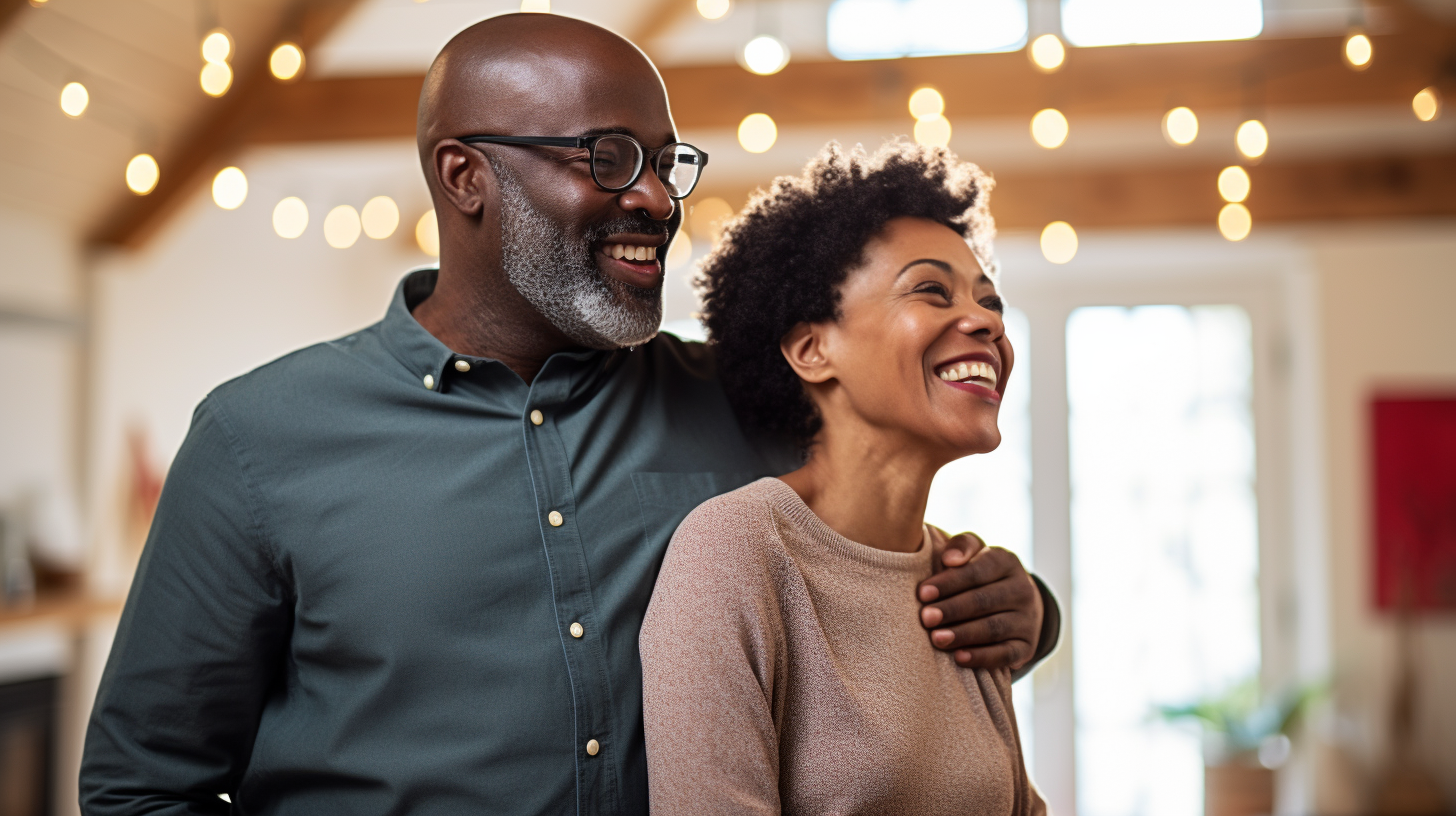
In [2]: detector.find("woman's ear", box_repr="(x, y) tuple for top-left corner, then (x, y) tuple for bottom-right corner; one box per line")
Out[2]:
(780, 322), (835, 384)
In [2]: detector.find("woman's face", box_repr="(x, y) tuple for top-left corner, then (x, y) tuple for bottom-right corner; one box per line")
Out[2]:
(793, 216), (1012, 459)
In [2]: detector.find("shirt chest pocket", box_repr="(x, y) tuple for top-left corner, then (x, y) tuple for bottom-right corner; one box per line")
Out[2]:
(631, 472), (759, 561)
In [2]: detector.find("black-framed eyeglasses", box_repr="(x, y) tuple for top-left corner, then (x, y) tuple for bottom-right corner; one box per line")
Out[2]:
(458, 134), (708, 200)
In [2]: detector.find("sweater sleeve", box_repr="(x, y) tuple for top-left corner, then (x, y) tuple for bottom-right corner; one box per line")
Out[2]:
(639, 493), (786, 815)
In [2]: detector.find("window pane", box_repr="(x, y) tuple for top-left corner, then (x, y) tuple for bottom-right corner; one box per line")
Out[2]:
(1062, 0), (1262, 47)
(1066, 305), (1260, 816)
(926, 307), (1033, 765)
(829, 0), (1029, 60)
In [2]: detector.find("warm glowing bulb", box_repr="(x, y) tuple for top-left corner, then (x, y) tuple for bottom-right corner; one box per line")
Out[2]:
(1413, 87), (1441, 122)
(1218, 166), (1250, 203)
(908, 87), (945, 120)
(1029, 34), (1065, 72)
(200, 61), (233, 96)
(1163, 106), (1198, 146)
(697, 0), (730, 19)
(519, 0), (550, 11)
(1344, 32), (1372, 69)
(914, 115), (952, 147)
(1041, 221), (1078, 264)
(59, 82), (88, 117)
(361, 196), (400, 239)
(201, 29), (232, 64)
(1219, 203), (1252, 241)
(416, 209), (440, 256)
(1030, 108), (1068, 149)
(690, 196), (734, 245)
(666, 231), (694, 268)
(1236, 119), (1268, 159)
(324, 205), (362, 249)
(212, 166), (247, 210)
(272, 197), (309, 238)
(737, 113), (777, 153)
(125, 154), (159, 194)
(742, 35), (789, 75)
(270, 43), (304, 81)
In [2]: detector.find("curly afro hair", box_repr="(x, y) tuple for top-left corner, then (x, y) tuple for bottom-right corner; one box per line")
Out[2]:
(697, 139), (995, 454)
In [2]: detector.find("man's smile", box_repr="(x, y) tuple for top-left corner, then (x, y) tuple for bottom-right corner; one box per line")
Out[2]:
(595, 232), (667, 289)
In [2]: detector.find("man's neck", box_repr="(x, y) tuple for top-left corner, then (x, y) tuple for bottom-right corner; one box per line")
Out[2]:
(412, 262), (583, 383)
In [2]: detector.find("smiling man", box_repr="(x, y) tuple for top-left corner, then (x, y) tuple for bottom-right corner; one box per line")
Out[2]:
(79, 13), (1057, 816)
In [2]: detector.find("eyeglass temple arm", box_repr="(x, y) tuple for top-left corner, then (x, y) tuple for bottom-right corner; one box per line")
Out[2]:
(458, 136), (587, 148)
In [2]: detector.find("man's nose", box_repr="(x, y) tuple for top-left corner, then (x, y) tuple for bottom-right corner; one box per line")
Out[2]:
(617, 169), (675, 221)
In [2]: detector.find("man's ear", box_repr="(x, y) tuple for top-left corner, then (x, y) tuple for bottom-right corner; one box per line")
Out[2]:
(780, 322), (835, 385)
(432, 139), (495, 217)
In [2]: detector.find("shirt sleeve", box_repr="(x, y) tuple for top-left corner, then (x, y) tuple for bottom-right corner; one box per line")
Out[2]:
(80, 398), (292, 815)
(638, 499), (784, 816)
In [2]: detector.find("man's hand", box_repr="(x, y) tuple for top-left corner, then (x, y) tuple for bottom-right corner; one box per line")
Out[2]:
(918, 533), (1044, 670)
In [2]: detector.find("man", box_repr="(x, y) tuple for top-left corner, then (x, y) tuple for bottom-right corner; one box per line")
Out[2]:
(81, 13), (1057, 815)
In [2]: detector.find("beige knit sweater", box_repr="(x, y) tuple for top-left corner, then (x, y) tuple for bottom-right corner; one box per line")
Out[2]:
(640, 477), (1046, 816)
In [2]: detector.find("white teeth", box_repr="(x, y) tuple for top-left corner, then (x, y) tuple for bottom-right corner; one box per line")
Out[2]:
(648, 246), (657, 260)
(610, 244), (623, 259)
(936, 361), (999, 386)
(608, 244), (660, 262)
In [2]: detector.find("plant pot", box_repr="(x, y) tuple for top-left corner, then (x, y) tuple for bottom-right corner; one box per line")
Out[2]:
(1205, 763), (1275, 816)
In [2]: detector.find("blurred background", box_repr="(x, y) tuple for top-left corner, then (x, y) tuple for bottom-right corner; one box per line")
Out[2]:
(0, 0), (1453, 814)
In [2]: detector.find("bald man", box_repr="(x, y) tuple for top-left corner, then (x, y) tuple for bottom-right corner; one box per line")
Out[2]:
(80, 14), (1058, 815)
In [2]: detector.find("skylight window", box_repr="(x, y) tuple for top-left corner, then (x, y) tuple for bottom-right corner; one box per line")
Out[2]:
(827, 0), (1029, 61)
(1061, 0), (1263, 47)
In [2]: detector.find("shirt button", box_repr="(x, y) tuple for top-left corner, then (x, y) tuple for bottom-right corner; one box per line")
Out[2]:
(422, 374), (435, 390)
(548, 510), (564, 527)
(585, 739), (600, 756)
(530, 409), (544, 426)
(570, 622), (584, 638)
(454, 359), (471, 373)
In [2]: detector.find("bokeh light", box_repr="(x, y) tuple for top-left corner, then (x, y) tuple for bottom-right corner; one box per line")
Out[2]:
(361, 196), (400, 239)
(1029, 34), (1066, 72)
(1343, 32), (1372, 70)
(324, 205), (362, 249)
(908, 87), (944, 120)
(200, 61), (233, 97)
(272, 197), (309, 239)
(741, 35), (789, 75)
(1218, 166), (1250, 203)
(1031, 108), (1069, 149)
(416, 209), (440, 256)
(665, 231), (693, 268)
(125, 154), (160, 195)
(914, 115), (952, 147)
(270, 43), (305, 81)
(1162, 106), (1198, 146)
(737, 113), (777, 153)
(519, 0), (550, 11)
(1412, 87), (1441, 122)
(690, 197), (734, 245)
(1041, 221), (1078, 264)
(59, 82), (88, 117)
(201, 29), (232, 64)
(1236, 119), (1268, 159)
(697, 0), (730, 19)
(212, 167), (247, 210)
(1219, 203), (1252, 241)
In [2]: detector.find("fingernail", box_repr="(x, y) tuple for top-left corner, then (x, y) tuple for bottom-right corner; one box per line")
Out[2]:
(919, 585), (940, 602)
(954, 649), (972, 663)
(932, 630), (954, 646)
(921, 607), (943, 627)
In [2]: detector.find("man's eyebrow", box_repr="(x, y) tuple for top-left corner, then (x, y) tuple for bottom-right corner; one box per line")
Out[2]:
(895, 258), (953, 279)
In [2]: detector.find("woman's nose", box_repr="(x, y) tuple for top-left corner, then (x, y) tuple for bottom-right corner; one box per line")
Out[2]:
(956, 305), (1004, 339)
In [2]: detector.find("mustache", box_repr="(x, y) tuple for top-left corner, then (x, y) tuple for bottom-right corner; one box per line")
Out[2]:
(582, 216), (670, 244)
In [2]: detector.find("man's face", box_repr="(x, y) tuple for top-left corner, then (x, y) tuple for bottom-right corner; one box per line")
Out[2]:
(478, 59), (682, 349)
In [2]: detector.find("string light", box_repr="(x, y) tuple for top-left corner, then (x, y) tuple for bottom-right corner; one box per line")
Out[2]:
(1236, 119), (1268, 159)
(1343, 31), (1372, 70)
(324, 205), (362, 249)
(212, 167), (247, 210)
(1162, 107), (1198, 146)
(1219, 203), (1251, 241)
(272, 197), (309, 238)
(415, 210), (440, 256)
(908, 88), (944, 120)
(1029, 34), (1066, 72)
(737, 113), (777, 153)
(1030, 108), (1068, 149)
(1218, 166), (1250, 203)
(1412, 87), (1441, 122)
(697, 0), (730, 20)
(361, 196), (400, 239)
(914, 116), (951, 147)
(125, 154), (159, 195)
(270, 43), (305, 81)
(201, 29), (232, 64)
(200, 61), (233, 96)
(1040, 221), (1078, 264)
(741, 35), (789, 75)
(59, 82), (88, 117)
(690, 197), (734, 245)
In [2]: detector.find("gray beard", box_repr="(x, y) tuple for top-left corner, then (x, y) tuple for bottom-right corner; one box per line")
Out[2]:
(495, 167), (664, 350)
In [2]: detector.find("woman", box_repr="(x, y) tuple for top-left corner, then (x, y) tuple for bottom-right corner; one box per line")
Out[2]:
(639, 141), (1043, 815)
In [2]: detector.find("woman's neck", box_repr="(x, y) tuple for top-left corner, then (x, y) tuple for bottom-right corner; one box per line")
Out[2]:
(779, 425), (941, 554)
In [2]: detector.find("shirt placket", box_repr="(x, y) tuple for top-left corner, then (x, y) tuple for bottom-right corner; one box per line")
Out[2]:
(521, 363), (620, 816)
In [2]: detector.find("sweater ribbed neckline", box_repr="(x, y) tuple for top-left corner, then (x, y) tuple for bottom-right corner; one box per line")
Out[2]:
(758, 477), (932, 573)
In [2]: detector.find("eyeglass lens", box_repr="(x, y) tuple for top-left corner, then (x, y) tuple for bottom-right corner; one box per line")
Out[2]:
(591, 135), (701, 198)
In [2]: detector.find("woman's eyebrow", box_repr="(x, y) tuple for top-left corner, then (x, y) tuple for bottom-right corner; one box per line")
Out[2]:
(895, 258), (953, 279)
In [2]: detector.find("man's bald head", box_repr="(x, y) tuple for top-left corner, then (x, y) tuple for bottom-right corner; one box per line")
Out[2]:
(417, 13), (670, 182)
